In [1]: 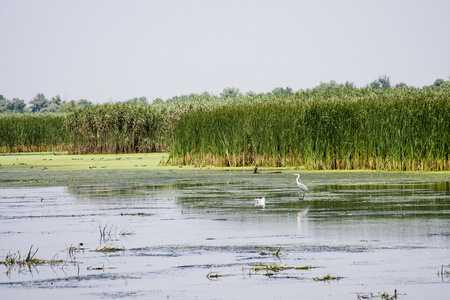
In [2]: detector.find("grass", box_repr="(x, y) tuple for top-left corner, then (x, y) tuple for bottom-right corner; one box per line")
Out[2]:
(0, 152), (176, 171)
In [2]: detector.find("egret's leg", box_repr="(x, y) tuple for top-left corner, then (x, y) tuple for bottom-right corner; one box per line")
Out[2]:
(301, 192), (305, 200)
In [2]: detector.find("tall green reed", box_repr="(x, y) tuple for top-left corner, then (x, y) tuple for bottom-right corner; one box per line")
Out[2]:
(0, 113), (69, 152)
(65, 103), (169, 154)
(170, 88), (450, 170)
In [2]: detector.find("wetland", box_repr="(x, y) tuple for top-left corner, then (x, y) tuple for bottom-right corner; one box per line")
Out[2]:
(0, 153), (449, 299)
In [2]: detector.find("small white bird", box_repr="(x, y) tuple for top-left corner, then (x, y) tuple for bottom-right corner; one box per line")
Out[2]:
(294, 173), (310, 200)
(254, 197), (266, 206)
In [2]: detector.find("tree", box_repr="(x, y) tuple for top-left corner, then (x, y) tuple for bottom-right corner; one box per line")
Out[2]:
(440, 81), (450, 89)
(271, 87), (293, 95)
(395, 82), (408, 88)
(344, 81), (356, 89)
(59, 100), (77, 112)
(152, 98), (164, 104)
(51, 95), (62, 106)
(433, 79), (444, 87)
(378, 75), (391, 89)
(77, 99), (94, 108)
(125, 96), (148, 105)
(30, 93), (49, 112)
(40, 95), (63, 112)
(313, 80), (344, 91)
(220, 87), (242, 98)
(166, 93), (199, 102)
(370, 75), (391, 89)
(0, 96), (8, 112)
(11, 98), (28, 112)
(0, 96), (29, 113)
(369, 79), (381, 89)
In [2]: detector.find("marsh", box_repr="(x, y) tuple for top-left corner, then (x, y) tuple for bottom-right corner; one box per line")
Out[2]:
(0, 153), (449, 299)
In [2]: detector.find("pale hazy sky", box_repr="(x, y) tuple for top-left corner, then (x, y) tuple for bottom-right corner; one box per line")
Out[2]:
(1, 0), (449, 104)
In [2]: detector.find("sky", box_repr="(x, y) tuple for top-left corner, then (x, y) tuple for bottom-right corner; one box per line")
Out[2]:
(1, 0), (449, 104)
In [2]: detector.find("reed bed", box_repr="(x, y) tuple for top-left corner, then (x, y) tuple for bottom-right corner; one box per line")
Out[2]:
(0, 113), (69, 152)
(170, 88), (450, 170)
(1, 88), (449, 171)
(65, 103), (169, 154)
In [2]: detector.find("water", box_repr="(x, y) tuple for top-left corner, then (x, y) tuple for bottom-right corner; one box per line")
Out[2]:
(0, 169), (449, 299)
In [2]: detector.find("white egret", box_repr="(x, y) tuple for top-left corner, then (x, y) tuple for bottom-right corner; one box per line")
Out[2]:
(294, 173), (310, 200)
(254, 197), (266, 206)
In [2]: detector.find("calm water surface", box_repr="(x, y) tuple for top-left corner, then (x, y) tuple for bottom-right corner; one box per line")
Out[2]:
(0, 169), (449, 299)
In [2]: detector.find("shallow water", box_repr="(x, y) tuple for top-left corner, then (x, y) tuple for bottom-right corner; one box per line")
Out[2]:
(0, 169), (449, 299)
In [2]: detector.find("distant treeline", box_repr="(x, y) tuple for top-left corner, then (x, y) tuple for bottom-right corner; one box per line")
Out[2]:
(0, 87), (449, 170)
(1, 75), (449, 113)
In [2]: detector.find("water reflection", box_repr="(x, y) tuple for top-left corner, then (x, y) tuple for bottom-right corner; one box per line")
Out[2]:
(63, 177), (450, 220)
(296, 207), (309, 235)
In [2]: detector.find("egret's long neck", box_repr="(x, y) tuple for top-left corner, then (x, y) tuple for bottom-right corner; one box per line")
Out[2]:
(296, 174), (300, 183)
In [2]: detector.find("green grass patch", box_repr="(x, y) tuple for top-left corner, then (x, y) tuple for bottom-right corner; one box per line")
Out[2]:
(0, 152), (175, 171)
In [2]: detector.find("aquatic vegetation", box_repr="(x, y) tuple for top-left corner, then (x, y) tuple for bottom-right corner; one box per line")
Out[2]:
(66, 243), (86, 261)
(2, 89), (449, 172)
(252, 263), (312, 273)
(66, 103), (169, 153)
(438, 264), (450, 280)
(0, 113), (69, 152)
(120, 212), (154, 216)
(117, 225), (136, 236)
(0, 246), (68, 276)
(99, 223), (114, 242)
(0, 246), (63, 266)
(241, 262), (315, 279)
(87, 265), (117, 271)
(206, 272), (229, 280)
(91, 246), (125, 253)
(357, 289), (401, 300)
(98, 223), (135, 243)
(171, 88), (450, 170)
(245, 247), (314, 277)
(312, 274), (342, 281)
